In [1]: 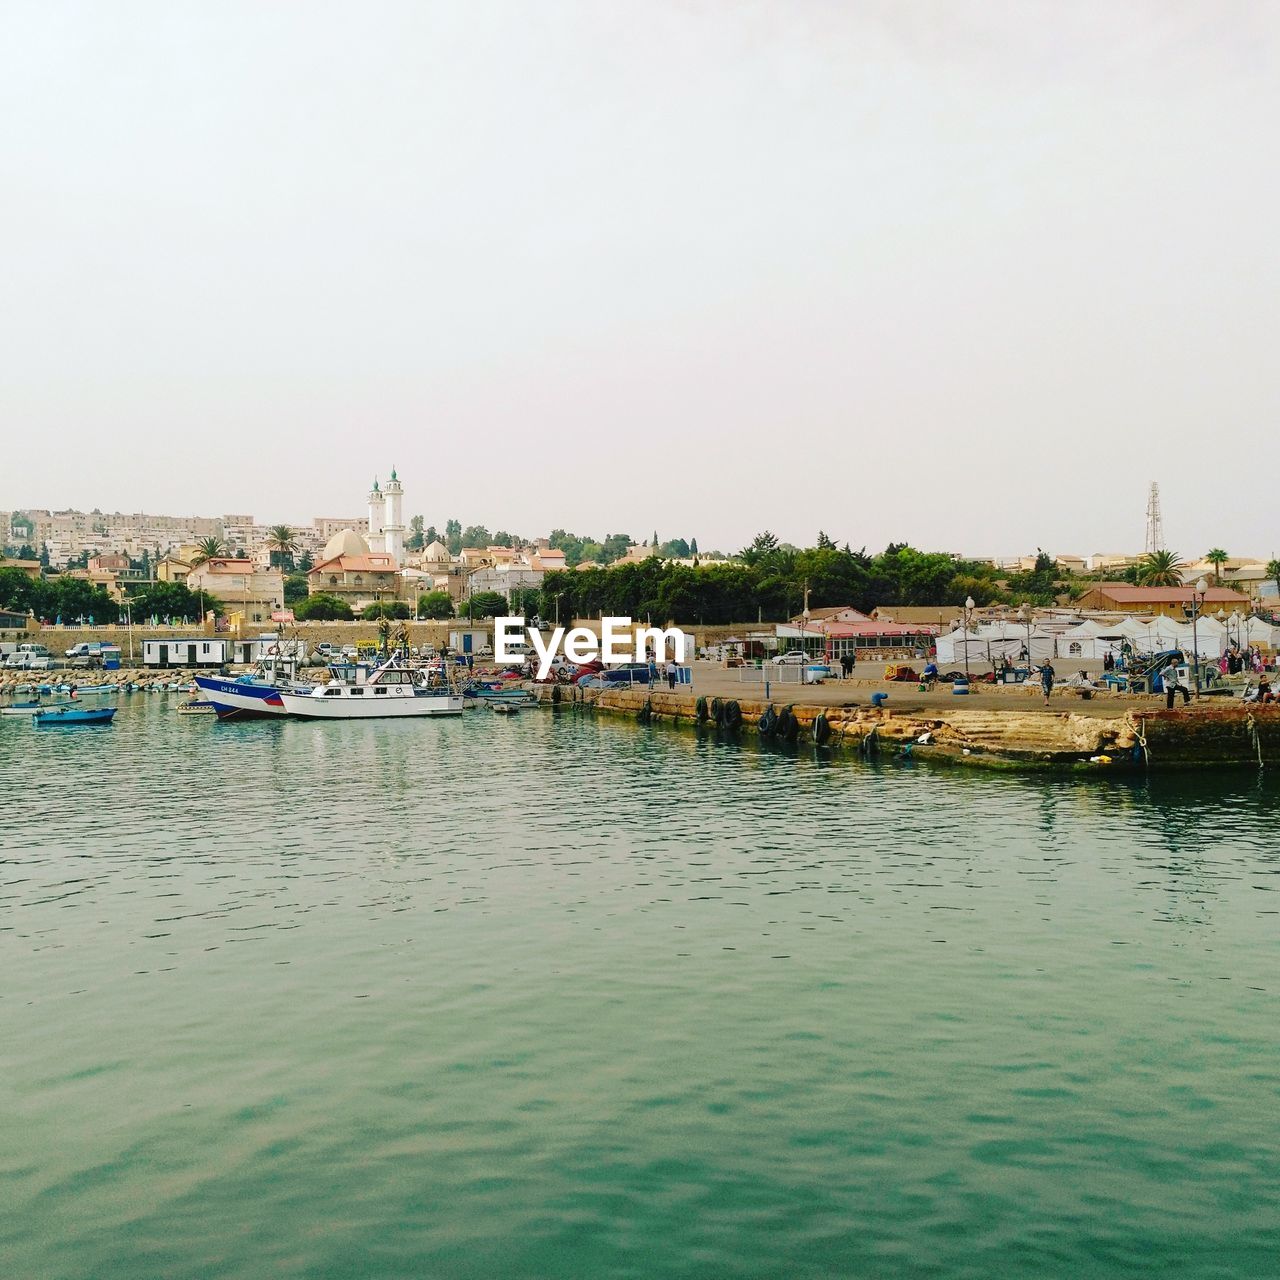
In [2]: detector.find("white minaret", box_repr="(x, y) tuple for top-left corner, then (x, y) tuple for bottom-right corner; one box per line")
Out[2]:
(367, 478), (386, 553)
(383, 467), (405, 564)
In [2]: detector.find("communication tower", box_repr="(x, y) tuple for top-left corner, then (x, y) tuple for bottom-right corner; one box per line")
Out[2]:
(1144, 482), (1165, 555)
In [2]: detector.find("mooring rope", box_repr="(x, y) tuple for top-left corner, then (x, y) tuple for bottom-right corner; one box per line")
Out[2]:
(1246, 711), (1264, 768)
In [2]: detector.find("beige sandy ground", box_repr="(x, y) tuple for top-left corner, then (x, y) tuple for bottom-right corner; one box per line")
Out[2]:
(682, 661), (1184, 719)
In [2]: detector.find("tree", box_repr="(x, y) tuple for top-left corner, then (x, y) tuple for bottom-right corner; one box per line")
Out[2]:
(38, 542), (50, 570)
(267, 525), (298, 569)
(284, 573), (310, 603)
(740, 531), (780, 566)
(362, 600), (411, 620)
(1205, 548), (1228, 585)
(1137, 549), (1186, 587)
(460, 524), (491, 549)
(445, 518), (462, 555)
(1266, 558), (1280, 586)
(297, 550), (313, 572)
(690, 537), (699, 557)
(191, 536), (227, 566)
(294, 592), (354, 621)
(417, 590), (455, 619)
(460, 591), (508, 619)
(406, 515), (425, 551)
(127, 581), (214, 622)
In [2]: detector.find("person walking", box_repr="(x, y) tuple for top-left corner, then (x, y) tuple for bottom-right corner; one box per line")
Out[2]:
(1039, 659), (1056, 706)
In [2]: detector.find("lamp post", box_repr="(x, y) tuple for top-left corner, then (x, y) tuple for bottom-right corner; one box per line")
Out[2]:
(1018, 601), (1032, 676)
(963, 595), (976, 682)
(1191, 576), (1208, 696)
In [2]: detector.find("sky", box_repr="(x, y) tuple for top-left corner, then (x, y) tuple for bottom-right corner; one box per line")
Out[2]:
(2, 1), (1278, 559)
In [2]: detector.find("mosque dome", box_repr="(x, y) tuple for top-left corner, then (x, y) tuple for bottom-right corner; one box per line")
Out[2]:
(423, 539), (449, 562)
(322, 528), (371, 561)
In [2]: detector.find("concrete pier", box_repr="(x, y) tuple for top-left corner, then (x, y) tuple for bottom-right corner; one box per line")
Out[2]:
(534, 682), (1280, 770)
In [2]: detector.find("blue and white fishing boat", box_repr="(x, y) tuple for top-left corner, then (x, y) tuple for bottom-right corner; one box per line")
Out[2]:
(193, 655), (307, 720)
(33, 706), (116, 726)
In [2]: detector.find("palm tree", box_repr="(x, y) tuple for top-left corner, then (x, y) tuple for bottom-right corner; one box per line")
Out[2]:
(190, 536), (227, 566)
(1205, 548), (1229, 585)
(267, 524), (299, 569)
(1137, 549), (1185, 587)
(1266, 557), (1280, 587)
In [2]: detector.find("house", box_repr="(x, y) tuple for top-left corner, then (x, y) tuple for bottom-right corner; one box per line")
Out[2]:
(187, 558), (285, 624)
(0, 557), (42, 580)
(1075, 582), (1250, 618)
(156, 555), (193, 584)
(871, 605), (966, 630)
(306, 528), (400, 609)
(787, 606), (871, 626)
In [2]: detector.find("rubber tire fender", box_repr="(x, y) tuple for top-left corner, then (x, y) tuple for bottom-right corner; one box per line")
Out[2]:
(812, 712), (831, 745)
(722, 699), (742, 730)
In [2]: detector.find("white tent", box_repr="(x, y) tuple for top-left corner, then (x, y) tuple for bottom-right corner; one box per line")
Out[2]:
(936, 624), (1054, 665)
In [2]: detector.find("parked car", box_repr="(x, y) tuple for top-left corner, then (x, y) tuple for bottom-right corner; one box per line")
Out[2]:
(771, 650), (813, 666)
(314, 642), (336, 658)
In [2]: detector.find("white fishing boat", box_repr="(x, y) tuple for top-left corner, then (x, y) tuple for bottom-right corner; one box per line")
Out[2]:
(276, 658), (463, 719)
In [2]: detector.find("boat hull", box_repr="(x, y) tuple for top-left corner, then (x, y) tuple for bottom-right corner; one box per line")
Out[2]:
(193, 676), (291, 719)
(276, 691), (464, 719)
(33, 708), (116, 726)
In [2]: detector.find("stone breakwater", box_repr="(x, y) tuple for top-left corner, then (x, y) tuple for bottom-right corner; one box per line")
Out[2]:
(536, 683), (1280, 770)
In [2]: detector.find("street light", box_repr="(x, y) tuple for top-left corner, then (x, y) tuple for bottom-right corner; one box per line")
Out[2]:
(963, 595), (976, 682)
(1018, 601), (1032, 675)
(1190, 576), (1208, 696)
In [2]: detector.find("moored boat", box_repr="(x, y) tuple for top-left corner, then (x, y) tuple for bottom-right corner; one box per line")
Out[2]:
(276, 658), (463, 719)
(33, 707), (116, 726)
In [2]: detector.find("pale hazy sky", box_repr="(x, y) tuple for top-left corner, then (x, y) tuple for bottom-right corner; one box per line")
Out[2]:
(2, 2), (1277, 558)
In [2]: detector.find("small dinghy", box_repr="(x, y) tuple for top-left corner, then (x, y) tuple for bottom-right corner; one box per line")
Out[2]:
(490, 701), (521, 715)
(177, 700), (217, 716)
(33, 706), (116, 726)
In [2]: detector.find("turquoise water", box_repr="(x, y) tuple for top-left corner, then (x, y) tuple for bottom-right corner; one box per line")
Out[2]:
(2, 697), (1279, 1278)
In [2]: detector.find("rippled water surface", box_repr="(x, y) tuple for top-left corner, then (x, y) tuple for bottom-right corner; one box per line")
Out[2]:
(2, 697), (1279, 1278)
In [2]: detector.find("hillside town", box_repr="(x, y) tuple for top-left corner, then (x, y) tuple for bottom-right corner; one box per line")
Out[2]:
(2, 476), (1278, 636)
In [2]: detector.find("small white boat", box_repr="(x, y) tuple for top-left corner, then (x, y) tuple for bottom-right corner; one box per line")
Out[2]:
(490, 701), (521, 716)
(276, 659), (463, 719)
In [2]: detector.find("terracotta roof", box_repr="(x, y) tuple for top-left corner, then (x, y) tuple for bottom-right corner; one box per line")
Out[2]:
(1087, 583), (1249, 603)
(310, 555), (397, 573)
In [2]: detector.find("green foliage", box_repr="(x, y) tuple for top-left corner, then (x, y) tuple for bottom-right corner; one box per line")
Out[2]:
(1266, 558), (1280, 585)
(406, 515), (425, 551)
(284, 574), (310, 603)
(362, 600), (411, 620)
(294, 592), (354, 621)
(0, 567), (123, 622)
(536, 537), (1026, 623)
(547, 529), (633, 567)
(460, 525), (490, 549)
(416, 590), (455, 619)
(460, 591), (509, 619)
(191, 536), (227, 565)
(266, 525), (298, 569)
(445, 518), (462, 555)
(129, 580), (217, 621)
(1205, 548), (1228, 584)
(1137, 549), (1185, 587)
